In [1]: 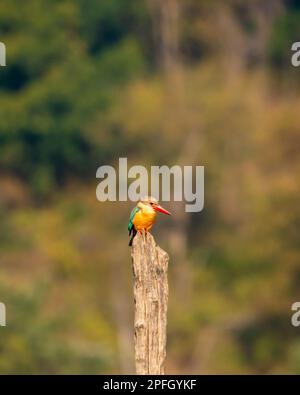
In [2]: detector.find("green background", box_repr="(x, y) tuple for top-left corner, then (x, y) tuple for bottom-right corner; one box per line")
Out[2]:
(0, 0), (300, 374)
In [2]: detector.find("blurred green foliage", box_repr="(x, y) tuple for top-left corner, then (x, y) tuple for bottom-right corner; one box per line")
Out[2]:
(1, 0), (300, 374)
(0, 0), (145, 197)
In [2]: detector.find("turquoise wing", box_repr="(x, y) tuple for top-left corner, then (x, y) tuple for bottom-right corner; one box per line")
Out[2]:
(128, 206), (140, 232)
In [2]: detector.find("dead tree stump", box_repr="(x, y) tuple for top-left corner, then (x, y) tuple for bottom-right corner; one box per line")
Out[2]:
(131, 232), (169, 375)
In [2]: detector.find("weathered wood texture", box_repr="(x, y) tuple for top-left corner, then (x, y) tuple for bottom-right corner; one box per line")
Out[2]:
(131, 232), (169, 375)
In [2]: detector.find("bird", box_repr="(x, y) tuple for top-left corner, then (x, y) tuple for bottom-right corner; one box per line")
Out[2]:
(128, 196), (171, 246)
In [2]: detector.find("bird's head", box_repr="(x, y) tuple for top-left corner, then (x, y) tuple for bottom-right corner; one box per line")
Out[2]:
(138, 196), (171, 215)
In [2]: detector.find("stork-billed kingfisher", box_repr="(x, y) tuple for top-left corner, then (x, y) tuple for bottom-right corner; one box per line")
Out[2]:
(128, 196), (171, 246)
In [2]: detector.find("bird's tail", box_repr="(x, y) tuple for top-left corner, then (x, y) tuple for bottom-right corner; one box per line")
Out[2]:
(129, 228), (137, 247)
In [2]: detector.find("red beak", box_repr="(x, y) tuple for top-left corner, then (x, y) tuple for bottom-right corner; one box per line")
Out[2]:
(153, 204), (171, 215)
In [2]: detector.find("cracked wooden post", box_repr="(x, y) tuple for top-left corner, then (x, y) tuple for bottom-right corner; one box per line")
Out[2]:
(131, 232), (169, 375)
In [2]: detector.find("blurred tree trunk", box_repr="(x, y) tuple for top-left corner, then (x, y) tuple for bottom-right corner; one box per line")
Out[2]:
(147, 0), (180, 73)
(148, 0), (202, 300)
(215, 1), (284, 76)
(249, 0), (283, 63)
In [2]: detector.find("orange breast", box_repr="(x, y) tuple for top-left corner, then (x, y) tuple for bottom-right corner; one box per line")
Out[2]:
(133, 209), (156, 231)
